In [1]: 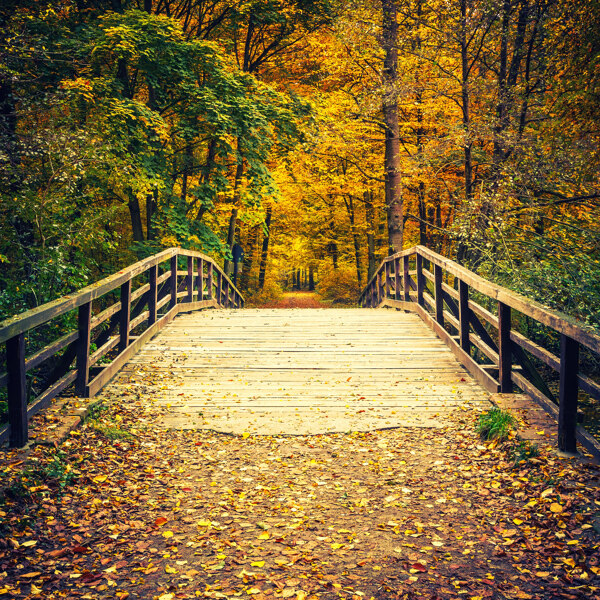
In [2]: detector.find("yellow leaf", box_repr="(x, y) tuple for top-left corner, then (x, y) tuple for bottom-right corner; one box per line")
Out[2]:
(550, 503), (563, 513)
(247, 589), (261, 595)
(242, 432), (250, 439)
(93, 474), (107, 483)
(158, 595), (174, 600)
(513, 518), (523, 525)
(563, 558), (576, 568)
(331, 543), (344, 550)
(165, 565), (177, 574)
(257, 532), (270, 540)
(162, 530), (174, 538)
(197, 520), (211, 527)
(251, 561), (265, 567)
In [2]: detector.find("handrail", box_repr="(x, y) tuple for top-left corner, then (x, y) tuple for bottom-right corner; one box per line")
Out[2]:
(359, 245), (600, 457)
(0, 248), (244, 447)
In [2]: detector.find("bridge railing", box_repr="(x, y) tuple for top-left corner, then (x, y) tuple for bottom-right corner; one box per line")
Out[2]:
(0, 248), (243, 447)
(359, 245), (600, 456)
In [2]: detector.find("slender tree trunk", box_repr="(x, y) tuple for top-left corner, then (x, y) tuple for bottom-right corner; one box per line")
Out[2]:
(224, 147), (244, 275)
(364, 191), (377, 280)
(381, 0), (403, 254)
(128, 196), (145, 242)
(258, 204), (272, 290)
(344, 195), (362, 286)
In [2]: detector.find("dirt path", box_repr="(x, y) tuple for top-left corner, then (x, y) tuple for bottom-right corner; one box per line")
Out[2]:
(258, 292), (331, 309)
(1, 393), (599, 600)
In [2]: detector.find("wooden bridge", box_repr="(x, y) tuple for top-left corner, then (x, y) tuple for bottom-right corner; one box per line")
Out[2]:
(1, 246), (599, 457)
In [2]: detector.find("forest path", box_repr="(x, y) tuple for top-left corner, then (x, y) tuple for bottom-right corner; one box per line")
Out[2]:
(257, 291), (330, 309)
(107, 308), (491, 435)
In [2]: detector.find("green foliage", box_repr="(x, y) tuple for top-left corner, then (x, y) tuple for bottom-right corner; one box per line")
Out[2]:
(476, 408), (517, 442)
(508, 440), (539, 467)
(245, 278), (284, 307)
(90, 422), (135, 441)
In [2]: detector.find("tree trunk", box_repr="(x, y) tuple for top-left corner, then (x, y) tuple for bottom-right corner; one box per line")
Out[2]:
(258, 204), (272, 290)
(128, 196), (145, 242)
(381, 0), (403, 254)
(224, 149), (244, 275)
(364, 191), (377, 280)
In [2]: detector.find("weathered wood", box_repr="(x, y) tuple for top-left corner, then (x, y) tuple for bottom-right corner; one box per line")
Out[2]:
(24, 330), (79, 374)
(131, 282), (150, 303)
(207, 262), (214, 301)
(170, 256), (178, 309)
(385, 261), (391, 299)
(91, 301), (121, 330)
(119, 280), (131, 352)
(198, 258), (204, 301)
(7, 334), (28, 447)
(76, 302), (92, 397)
(498, 302), (512, 393)
(458, 280), (470, 354)
(434, 264), (444, 325)
(403, 255), (410, 302)
(217, 272), (222, 306)
(558, 335), (579, 453)
(416, 254), (424, 306)
(89, 335), (119, 367)
(394, 257), (401, 301)
(149, 265), (158, 325)
(186, 256), (194, 303)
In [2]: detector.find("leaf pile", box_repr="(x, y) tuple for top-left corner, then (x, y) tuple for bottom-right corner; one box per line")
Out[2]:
(1, 388), (599, 600)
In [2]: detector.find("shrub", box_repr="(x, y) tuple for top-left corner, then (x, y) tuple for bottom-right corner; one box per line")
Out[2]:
(316, 265), (359, 305)
(476, 408), (517, 442)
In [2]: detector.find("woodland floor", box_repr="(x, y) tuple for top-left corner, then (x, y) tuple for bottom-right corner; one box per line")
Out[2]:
(254, 292), (331, 309)
(1, 393), (600, 600)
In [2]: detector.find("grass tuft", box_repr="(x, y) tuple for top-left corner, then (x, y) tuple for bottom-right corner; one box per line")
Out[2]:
(477, 408), (517, 442)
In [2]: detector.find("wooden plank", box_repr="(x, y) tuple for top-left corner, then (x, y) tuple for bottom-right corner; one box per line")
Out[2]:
(149, 264), (158, 325)
(403, 255), (411, 302)
(170, 256), (178, 309)
(24, 330), (79, 374)
(458, 280), (470, 354)
(26, 371), (77, 420)
(378, 299), (416, 312)
(129, 310), (150, 331)
(510, 330), (560, 371)
(89, 335), (119, 367)
(90, 301), (121, 329)
(187, 256), (194, 303)
(7, 333), (28, 447)
(131, 282), (150, 303)
(434, 264), (444, 325)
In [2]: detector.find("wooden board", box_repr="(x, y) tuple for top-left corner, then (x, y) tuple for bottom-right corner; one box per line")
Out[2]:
(100, 308), (493, 435)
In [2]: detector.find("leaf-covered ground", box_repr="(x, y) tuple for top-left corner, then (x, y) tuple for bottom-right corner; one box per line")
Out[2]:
(1, 392), (599, 600)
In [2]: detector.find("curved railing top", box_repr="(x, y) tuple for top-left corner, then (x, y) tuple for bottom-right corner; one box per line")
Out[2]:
(0, 248), (243, 345)
(360, 245), (600, 354)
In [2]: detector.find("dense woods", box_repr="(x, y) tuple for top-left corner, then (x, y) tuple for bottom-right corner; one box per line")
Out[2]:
(1, 0), (599, 323)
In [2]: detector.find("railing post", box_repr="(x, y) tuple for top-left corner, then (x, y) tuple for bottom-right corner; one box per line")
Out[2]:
(378, 271), (384, 303)
(198, 258), (204, 301)
(498, 302), (512, 392)
(187, 256), (194, 303)
(7, 333), (27, 447)
(385, 261), (391, 299)
(371, 280), (376, 307)
(217, 272), (222, 306)
(394, 257), (401, 301)
(416, 254), (424, 307)
(223, 279), (229, 308)
(207, 263), (213, 300)
(403, 255), (410, 302)
(149, 264), (158, 325)
(458, 280), (470, 353)
(119, 279), (131, 352)
(558, 335), (579, 453)
(170, 255), (177, 309)
(434, 264), (444, 325)
(76, 301), (92, 397)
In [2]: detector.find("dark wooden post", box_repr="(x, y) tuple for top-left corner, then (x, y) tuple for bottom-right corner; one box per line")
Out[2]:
(223, 279), (229, 308)
(394, 257), (401, 301)
(207, 262), (213, 300)
(458, 280), (470, 353)
(119, 279), (131, 352)
(7, 334), (27, 447)
(434, 264), (444, 325)
(370, 281), (376, 307)
(558, 335), (579, 453)
(170, 255), (177, 309)
(149, 264), (158, 325)
(76, 301), (92, 397)
(498, 302), (512, 392)
(187, 256), (194, 303)
(217, 272), (222, 306)
(416, 254), (424, 307)
(385, 261), (391, 299)
(403, 255), (410, 302)
(198, 258), (204, 301)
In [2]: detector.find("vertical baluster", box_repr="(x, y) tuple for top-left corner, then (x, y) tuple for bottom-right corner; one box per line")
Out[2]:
(187, 256), (194, 303)
(198, 258), (204, 301)
(7, 333), (27, 447)
(416, 254), (424, 307)
(217, 272), (222, 306)
(434, 264), (444, 325)
(149, 265), (158, 325)
(403, 255), (410, 302)
(394, 257), (401, 301)
(558, 335), (579, 453)
(498, 302), (512, 392)
(223, 279), (229, 308)
(458, 280), (470, 353)
(170, 255), (177, 309)
(207, 263), (213, 300)
(119, 279), (131, 351)
(76, 301), (92, 397)
(385, 261), (391, 299)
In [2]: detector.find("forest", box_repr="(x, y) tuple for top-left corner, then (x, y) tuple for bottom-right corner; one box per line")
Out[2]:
(1, 0), (599, 323)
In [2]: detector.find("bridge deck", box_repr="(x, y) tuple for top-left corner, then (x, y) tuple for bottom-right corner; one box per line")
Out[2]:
(107, 308), (492, 435)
